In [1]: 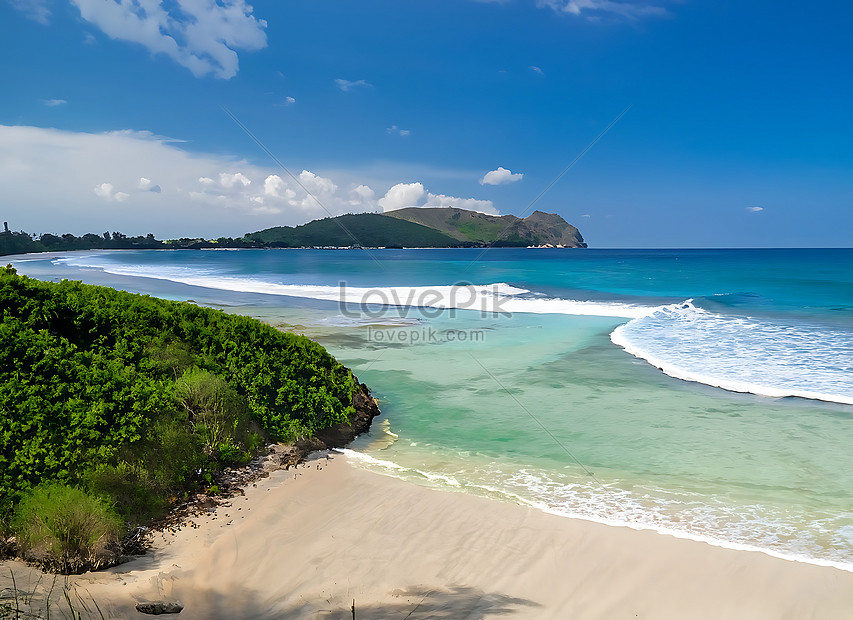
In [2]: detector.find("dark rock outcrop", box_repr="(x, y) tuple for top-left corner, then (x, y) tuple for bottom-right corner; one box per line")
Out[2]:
(291, 381), (381, 458)
(136, 601), (184, 614)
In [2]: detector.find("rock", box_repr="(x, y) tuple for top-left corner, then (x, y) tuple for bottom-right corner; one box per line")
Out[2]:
(136, 601), (184, 614)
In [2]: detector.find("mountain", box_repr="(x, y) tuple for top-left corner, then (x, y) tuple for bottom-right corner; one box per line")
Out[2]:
(243, 213), (459, 248)
(384, 207), (587, 247)
(244, 209), (586, 248)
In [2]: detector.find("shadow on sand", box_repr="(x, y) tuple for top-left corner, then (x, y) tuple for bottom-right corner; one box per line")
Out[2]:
(282, 585), (540, 620)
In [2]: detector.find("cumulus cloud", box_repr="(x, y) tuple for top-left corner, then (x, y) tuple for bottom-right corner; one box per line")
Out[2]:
(536, 0), (669, 20)
(284, 96), (295, 105)
(219, 172), (252, 188)
(138, 177), (161, 193)
(377, 183), (425, 212)
(42, 99), (67, 107)
(480, 166), (523, 185)
(530, 65), (544, 75)
(424, 193), (498, 215)
(349, 185), (376, 207)
(335, 79), (370, 92)
(375, 183), (497, 215)
(93, 182), (129, 202)
(745, 206), (764, 212)
(93, 182), (114, 199)
(387, 125), (410, 136)
(7, 0), (51, 23)
(69, 0), (268, 79)
(263, 175), (293, 200)
(0, 124), (497, 237)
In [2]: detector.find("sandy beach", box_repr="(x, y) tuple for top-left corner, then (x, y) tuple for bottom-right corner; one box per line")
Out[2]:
(3, 450), (852, 619)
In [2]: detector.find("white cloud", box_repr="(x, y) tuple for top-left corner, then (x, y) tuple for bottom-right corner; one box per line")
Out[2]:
(0, 124), (497, 237)
(480, 166), (523, 185)
(7, 0), (51, 23)
(219, 172), (252, 188)
(69, 0), (268, 79)
(298, 170), (337, 195)
(138, 177), (161, 193)
(284, 96), (295, 105)
(349, 185), (376, 208)
(263, 175), (293, 200)
(536, 0), (669, 20)
(530, 65), (544, 75)
(377, 182), (425, 212)
(387, 125), (410, 136)
(94, 182), (114, 199)
(581, 213), (591, 217)
(376, 183), (498, 215)
(335, 79), (370, 92)
(424, 193), (498, 215)
(746, 206), (764, 212)
(42, 99), (67, 107)
(93, 182), (130, 202)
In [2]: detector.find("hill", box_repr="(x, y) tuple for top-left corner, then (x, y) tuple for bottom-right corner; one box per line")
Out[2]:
(245, 209), (586, 248)
(243, 213), (460, 248)
(384, 207), (587, 247)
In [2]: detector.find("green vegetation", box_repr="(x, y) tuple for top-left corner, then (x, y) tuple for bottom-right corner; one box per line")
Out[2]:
(385, 208), (587, 247)
(384, 207), (510, 243)
(0, 265), (360, 571)
(11, 484), (122, 574)
(1, 208), (586, 258)
(244, 213), (461, 248)
(0, 226), (256, 257)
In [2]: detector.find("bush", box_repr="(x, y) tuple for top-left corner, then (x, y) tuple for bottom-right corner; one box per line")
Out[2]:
(0, 267), (361, 550)
(12, 484), (122, 573)
(83, 461), (170, 526)
(174, 368), (244, 457)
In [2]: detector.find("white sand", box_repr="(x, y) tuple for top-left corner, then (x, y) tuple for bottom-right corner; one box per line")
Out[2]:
(4, 451), (853, 618)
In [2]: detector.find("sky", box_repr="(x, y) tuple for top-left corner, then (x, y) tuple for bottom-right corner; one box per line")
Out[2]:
(1, 0), (851, 247)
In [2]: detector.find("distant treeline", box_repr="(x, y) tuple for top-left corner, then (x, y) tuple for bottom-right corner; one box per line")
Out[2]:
(0, 224), (257, 256)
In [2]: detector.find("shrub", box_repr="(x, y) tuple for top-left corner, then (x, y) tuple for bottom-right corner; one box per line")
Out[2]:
(12, 484), (122, 574)
(83, 461), (169, 526)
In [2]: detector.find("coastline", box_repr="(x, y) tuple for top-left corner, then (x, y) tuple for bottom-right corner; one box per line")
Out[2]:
(5, 451), (851, 619)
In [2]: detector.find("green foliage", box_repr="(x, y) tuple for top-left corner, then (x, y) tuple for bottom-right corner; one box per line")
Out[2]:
(243, 213), (461, 248)
(174, 367), (250, 461)
(0, 229), (167, 257)
(0, 265), (360, 532)
(11, 483), (122, 573)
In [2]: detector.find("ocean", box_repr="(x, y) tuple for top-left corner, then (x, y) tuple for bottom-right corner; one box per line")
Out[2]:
(10, 247), (853, 569)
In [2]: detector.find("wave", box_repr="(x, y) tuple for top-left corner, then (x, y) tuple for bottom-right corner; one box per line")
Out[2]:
(611, 300), (853, 405)
(52, 255), (652, 319)
(340, 449), (853, 572)
(51, 254), (853, 404)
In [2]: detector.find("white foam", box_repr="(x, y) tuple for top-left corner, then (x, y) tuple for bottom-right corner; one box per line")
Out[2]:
(52, 255), (651, 318)
(340, 450), (853, 572)
(611, 300), (853, 405)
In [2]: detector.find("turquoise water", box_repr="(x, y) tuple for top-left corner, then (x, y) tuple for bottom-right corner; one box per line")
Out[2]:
(11, 248), (853, 568)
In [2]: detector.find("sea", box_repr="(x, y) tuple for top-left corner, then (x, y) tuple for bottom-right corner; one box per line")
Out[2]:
(9, 247), (853, 570)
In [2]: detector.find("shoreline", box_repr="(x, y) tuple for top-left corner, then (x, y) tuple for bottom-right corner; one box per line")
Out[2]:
(4, 450), (852, 619)
(343, 448), (853, 574)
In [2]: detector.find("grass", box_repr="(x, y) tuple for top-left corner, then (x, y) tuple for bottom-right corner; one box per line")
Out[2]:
(11, 485), (122, 575)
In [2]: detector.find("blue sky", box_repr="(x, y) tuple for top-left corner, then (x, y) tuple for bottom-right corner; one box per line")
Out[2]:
(1, 0), (851, 247)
